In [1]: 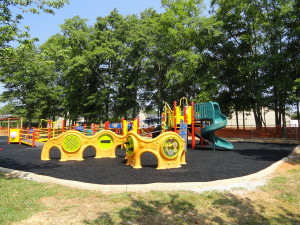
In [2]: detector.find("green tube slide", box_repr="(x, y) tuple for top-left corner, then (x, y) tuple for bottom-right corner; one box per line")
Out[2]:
(195, 101), (234, 150)
(201, 113), (234, 150)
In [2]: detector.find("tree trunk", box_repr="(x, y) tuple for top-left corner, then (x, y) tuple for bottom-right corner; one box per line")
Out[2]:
(274, 86), (281, 127)
(242, 108), (245, 130)
(235, 107), (239, 129)
(282, 105), (287, 138)
(252, 105), (262, 128)
(297, 89), (300, 128)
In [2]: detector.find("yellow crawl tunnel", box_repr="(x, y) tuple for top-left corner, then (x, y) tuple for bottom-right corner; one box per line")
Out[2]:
(41, 130), (126, 161)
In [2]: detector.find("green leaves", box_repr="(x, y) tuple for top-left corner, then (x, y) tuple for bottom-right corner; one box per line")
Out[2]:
(1, 0), (298, 126)
(0, 0), (68, 50)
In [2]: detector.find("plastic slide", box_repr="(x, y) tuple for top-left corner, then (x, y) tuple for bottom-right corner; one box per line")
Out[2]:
(201, 113), (234, 150)
(195, 101), (234, 150)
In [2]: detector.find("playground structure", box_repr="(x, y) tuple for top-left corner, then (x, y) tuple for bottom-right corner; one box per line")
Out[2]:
(41, 129), (186, 170)
(163, 98), (234, 150)
(6, 98), (233, 151)
(3, 98), (233, 170)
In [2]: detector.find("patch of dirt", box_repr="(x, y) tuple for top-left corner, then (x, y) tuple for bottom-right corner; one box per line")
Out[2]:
(275, 161), (300, 173)
(14, 197), (127, 225)
(276, 146), (300, 173)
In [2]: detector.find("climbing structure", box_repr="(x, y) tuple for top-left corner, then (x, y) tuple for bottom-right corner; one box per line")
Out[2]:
(163, 98), (234, 150)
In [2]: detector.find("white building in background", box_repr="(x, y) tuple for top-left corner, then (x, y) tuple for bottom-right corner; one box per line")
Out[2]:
(290, 120), (299, 127)
(227, 109), (295, 127)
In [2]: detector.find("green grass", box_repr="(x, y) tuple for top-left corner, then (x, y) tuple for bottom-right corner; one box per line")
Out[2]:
(0, 173), (93, 224)
(1, 162), (300, 225)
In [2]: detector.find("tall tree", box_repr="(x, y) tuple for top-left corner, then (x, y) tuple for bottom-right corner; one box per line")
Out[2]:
(211, 0), (268, 127)
(0, 40), (61, 125)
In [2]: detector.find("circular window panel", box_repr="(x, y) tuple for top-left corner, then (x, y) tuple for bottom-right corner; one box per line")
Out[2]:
(97, 134), (114, 150)
(125, 136), (135, 156)
(62, 134), (81, 153)
(161, 136), (180, 159)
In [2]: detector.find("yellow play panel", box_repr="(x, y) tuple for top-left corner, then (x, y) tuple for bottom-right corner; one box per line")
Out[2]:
(124, 131), (186, 169)
(41, 130), (186, 170)
(9, 129), (20, 143)
(41, 130), (126, 161)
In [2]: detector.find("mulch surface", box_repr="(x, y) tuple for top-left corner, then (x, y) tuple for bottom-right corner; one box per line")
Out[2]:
(0, 136), (297, 185)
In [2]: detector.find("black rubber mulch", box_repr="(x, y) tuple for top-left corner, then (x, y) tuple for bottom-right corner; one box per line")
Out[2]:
(0, 136), (296, 185)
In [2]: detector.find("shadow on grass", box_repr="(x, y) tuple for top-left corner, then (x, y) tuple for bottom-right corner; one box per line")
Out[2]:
(84, 192), (300, 225)
(85, 194), (204, 225)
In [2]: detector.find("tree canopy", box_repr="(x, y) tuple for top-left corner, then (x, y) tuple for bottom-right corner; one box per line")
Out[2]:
(0, 0), (299, 128)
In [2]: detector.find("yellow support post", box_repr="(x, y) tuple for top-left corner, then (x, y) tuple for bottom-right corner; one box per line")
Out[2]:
(175, 106), (184, 124)
(122, 119), (128, 135)
(133, 119), (138, 133)
(187, 106), (192, 124)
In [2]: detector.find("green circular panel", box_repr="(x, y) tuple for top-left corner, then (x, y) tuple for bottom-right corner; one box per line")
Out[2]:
(97, 134), (114, 150)
(62, 134), (81, 153)
(161, 137), (180, 159)
(125, 136), (135, 156)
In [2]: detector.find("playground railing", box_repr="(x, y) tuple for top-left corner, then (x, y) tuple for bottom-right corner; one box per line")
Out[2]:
(0, 127), (9, 136)
(19, 128), (37, 147)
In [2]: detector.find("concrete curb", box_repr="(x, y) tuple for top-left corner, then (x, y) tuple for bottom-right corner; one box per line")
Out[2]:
(1, 145), (299, 193)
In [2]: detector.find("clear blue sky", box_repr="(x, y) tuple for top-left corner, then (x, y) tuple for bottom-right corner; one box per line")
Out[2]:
(15, 0), (165, 44)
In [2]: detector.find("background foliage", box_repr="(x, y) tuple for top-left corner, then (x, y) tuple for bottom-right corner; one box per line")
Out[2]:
(0, 0), (299, 127)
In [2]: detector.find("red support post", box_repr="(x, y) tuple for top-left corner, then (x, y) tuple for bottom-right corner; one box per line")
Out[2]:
(121, 118), (124, 135)
(104, 121), (109, 130)
(92, 123), (96, 135)
(137, 118), (141, 134)
(84, 124), (87, 135)
(191, 102), (195, 150)
(62, 120), (65, 133)
(31, 129), (37, 147)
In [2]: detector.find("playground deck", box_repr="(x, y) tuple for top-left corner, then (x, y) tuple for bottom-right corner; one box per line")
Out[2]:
(0, 136), (296, 185)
